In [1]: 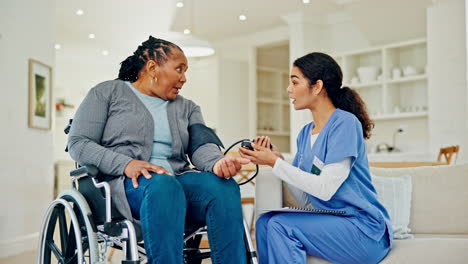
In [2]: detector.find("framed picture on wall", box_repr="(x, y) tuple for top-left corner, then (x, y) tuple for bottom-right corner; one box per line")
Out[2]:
(28, 59), (52, 130)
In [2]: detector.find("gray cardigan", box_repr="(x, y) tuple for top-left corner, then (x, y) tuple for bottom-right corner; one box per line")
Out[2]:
(68, 80), (224, 221)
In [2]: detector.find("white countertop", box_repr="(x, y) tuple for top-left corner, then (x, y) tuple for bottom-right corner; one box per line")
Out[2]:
(367, 152), (434, 162)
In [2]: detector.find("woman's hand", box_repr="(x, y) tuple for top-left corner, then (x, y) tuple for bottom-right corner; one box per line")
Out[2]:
(238, 136), (280, 167)
(124, 160), (173, 188)
(254, 136), (284, 160)
(213, 156), (250, 179)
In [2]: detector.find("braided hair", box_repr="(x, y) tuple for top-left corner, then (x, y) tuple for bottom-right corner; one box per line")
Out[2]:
(118, 36), (182, 82)
(293, 52), (374, 139)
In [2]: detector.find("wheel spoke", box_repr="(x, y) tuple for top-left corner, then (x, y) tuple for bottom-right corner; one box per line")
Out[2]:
(64, 223), (77, 259)
(43, 207), (60, 264)
(40, 195), (97, 264)
(46, 239), (64, 262)
(58, 208), (69, 253)
(64, 252), (78, 264)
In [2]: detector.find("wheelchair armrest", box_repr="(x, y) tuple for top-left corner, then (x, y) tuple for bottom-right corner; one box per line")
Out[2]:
(70, 165), (99, 178)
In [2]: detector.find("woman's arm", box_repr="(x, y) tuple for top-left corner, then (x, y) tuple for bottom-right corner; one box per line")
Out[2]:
(272, 157), (351, 201)
(67, 87), (133, 176)
(186, 103), (224, 172)
(186, 102), (249, 177)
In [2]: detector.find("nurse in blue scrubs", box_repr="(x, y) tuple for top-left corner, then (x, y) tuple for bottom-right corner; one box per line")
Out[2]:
(239, 52), (392, 264)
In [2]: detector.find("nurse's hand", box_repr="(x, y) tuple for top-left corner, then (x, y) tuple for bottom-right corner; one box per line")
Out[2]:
(213, 156), (250, 179)
(239, 137), (279, 167)
(124, 160), (173, 188)
(253, 136), (284, 160)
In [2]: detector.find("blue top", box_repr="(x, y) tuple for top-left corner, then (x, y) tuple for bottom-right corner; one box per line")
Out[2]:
(293, 108), (392, 245)
(126, 82), (174, 175)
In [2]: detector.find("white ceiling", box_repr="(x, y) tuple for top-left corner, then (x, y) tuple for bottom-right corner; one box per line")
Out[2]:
(170, 0), (432, 42)
(54, 0), (432, 64)
(54, 0), (177, 61)
(170, 0), (341, 41)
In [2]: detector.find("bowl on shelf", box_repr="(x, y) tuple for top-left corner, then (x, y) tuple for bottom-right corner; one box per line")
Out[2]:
(403, 66), (418, 76)
(357, 66), (378, 83)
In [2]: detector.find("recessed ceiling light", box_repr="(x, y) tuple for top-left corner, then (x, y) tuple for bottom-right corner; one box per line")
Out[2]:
(176, 2), (184, 8)
(76, 9), (84, 16)
(54, 44), (61, 50)
(303, 0), (311, 3)
(183, 29), (191, 35)
(239, 14), (247, 21)
(88, 33), (95, 39)
(102, 50), (109, 56)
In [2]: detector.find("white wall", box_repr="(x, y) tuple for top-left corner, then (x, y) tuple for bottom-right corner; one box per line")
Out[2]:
(181, 56), (219, 131)
(54, 49), (118, 161)
(427, 0), (468, 162)
(0, 0), (55, 257)
(218, 59), (250, 146)
(212, 26), (290, 144)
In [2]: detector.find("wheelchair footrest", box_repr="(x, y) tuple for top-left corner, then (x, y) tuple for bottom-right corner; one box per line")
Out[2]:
(121, 260), (140, 264)
(104, 221), (124, 237)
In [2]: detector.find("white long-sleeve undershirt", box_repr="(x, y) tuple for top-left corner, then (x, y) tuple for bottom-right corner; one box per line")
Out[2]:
(272, 133), (351, 204)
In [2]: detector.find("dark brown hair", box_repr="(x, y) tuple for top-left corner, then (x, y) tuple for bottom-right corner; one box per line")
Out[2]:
(293, 52), (374, 139)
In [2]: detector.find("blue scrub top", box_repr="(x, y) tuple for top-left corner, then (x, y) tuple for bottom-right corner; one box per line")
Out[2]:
(293, 108), (392, 245)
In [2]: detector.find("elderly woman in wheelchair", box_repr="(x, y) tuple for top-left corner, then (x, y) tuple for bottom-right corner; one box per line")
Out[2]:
(37, 36), (257, 264)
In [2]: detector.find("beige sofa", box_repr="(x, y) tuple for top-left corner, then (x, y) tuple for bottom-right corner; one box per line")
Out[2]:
(255, 163), (468, 263)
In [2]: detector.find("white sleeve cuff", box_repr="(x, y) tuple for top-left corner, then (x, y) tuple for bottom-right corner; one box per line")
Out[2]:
(272, 157), (351, 201)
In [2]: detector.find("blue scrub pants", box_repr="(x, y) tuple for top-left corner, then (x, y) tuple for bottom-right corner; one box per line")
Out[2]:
(124, 172), (247, 264)
(256, 212), (390, 264)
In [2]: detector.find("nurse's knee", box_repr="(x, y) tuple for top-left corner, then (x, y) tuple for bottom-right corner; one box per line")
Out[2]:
(256, 212), (276, 229)
(267, 214), (290, 233)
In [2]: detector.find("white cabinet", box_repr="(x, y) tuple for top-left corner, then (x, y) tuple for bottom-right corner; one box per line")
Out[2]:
(256, 66), (291, 152)
(334, 38), (428, 121)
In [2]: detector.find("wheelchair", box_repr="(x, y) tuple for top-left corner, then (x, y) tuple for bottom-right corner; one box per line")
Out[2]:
(37, 164), (258, 264)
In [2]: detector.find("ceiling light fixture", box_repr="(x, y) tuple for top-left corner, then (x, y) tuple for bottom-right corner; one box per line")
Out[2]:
(76, 9), (84, 15)
(88, 33), (95, 39)
(176, 1), (184, 8)
(239, 14), (247, 21)
(102, 50), (109, 56)
(303, 0), (311, 3)
(54, 44), (61, 50)
(178, 0), (214, 57)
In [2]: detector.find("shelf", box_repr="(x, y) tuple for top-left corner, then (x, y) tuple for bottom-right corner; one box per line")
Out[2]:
(256, 130), (290, 136)
(373, 111), (428, 121)
(257, 98), (280, 104)
(257, 66), (289, 74)
(257, 98), (290, 105)
(386, 74), (427, 84)
(346, 81), (383, 89)
(333, 38), (428, 123)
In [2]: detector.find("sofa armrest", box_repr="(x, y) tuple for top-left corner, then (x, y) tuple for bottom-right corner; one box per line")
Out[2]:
(255, 167), (283, 220)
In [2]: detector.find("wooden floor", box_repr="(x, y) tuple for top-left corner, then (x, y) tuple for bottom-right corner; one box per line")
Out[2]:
(0, 248), (212, 264)
(1, 237), (255, 263)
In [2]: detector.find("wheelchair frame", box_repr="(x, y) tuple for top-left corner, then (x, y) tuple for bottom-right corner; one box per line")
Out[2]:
(37, 165), (258, 264)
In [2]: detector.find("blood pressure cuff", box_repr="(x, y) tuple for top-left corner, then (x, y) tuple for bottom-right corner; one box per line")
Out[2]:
(188, 123), (225, 156)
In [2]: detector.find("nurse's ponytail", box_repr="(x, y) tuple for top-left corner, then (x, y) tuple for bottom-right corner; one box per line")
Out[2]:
(293, 52), (374, 139)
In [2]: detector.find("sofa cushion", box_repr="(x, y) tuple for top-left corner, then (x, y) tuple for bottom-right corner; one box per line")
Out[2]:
(306, 235), (468, 264)
(370, 163), (468, 234)
(380, 234), (468, 264)
(372, 174), (412, 239)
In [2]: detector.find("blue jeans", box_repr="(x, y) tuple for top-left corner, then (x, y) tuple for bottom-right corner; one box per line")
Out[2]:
(124, 171), (246, 264)
(256, 212), (390, 264)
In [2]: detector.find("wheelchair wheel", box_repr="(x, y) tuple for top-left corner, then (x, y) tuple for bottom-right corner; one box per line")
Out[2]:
(37, 189), (99, 264)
